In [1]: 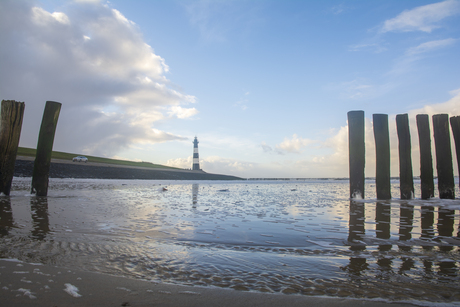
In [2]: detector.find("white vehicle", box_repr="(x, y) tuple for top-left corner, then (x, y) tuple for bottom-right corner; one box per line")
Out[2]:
(72, 156), (88, 162)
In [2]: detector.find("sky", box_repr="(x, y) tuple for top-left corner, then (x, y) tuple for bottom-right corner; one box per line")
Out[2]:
(1, 0), (460, 178)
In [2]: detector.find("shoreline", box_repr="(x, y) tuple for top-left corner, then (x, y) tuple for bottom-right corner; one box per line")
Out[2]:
(13, 157), (243, 181)
(0, 259), (419, 307)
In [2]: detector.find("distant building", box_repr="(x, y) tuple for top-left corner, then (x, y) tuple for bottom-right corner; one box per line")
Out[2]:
(192, 137), (200, 171)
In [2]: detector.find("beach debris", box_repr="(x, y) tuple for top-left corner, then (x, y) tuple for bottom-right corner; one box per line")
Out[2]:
(64, 283), (82, 297)
(217, 189), (229, 192)
(121, 302), (131, 306)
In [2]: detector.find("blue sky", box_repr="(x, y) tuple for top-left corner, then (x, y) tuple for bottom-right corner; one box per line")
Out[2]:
(1, 0), (459, 178)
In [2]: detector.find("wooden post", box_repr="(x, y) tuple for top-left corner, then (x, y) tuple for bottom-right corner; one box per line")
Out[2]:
(396, 114), (414, 199)
(373, 114), (391, 200)
(432, 114), (455, 199)
(416, 115), (434, 199)
(348, 111), (365, 199)
(31, 101), (62, 196)
(450, 116), (460, 189)
(0, 100), (25, 195)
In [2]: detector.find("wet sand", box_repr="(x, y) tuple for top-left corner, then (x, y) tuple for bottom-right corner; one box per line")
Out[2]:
(0, 259), (417, 307)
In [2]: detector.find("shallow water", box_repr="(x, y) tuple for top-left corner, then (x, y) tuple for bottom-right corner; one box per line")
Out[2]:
(1, 178), (460, 304)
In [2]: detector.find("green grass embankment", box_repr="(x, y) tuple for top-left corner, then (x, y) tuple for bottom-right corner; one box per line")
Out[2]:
(17, 147), (180, 170)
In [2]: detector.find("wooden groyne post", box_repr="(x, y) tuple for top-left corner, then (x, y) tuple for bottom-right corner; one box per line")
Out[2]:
(432, 114), (455, 199)
(31, 101), (62, 196)
(396, 114), (414, 199)
(416, 114), (434, 199)
(373, 114), (391, 200)
(450, 116), (460, 189)
(348, 111), (365, 199)
(0, 100), (25, 195)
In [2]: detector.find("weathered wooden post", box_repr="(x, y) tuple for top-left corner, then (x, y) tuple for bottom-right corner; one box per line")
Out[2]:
(450, 116), (460, 189)
(31, 101), (62, 196)
(416, 114), (434, 199)
(432, 114), (455, 199)
(348, 111), (365, 199)
(373, 114), (391, 200)
(396, 114), (414, 199)
(0, 100), (25, 195)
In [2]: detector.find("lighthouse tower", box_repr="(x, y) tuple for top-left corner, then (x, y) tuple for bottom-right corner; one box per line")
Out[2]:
(192, 137), (200, 171)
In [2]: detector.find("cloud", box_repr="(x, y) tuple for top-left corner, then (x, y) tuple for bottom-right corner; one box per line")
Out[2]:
(405, 38), (457, 55)
(0, 0), (194, 157)
(183, 0), (264, 43)
(327, 79), (381, 100)
(261, 141), (273, 153)
(198, 89), (460, 178)
(168, 106), (199, 119)
(275, 134), (316, 154)
(381, 0), (460, 33)
(348, 42), (387, 53)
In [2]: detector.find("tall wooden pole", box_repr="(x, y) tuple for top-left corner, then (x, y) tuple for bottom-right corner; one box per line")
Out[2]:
(396, 114), (414, 199)
(31, 101), (62, 196)
(432, 114), (455, 199)
(416, 114), (434, 199)
(0, 100), (25, 195)
(348, 111), (365, 199)
(373, 114), (391, 200)
(450, 116), (460, 189)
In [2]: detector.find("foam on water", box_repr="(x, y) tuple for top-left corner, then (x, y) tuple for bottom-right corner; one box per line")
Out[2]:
(1, 177), (460, 303)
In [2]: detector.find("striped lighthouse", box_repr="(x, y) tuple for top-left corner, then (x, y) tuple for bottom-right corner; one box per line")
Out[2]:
(192, 137), (200, 171)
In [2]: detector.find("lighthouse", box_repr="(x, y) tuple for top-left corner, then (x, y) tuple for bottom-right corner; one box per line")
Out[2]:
(192, 137), (200, 171)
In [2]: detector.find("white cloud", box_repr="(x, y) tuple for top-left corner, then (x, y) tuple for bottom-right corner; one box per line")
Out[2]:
(381, 0), (460, 33)
(405, 38), (457, 55)
(327, 79), (377, 100)
(275, 134), (316, 154)
(196, 89), (460, 178)
(349, 42), (387, 53)
(0, 0), (195, 157)
(168, 106), (199, 119)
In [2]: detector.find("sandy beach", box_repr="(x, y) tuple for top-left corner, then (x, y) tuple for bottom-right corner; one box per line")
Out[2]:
(2, 178), (459, 306)
(1, 259), (418, 307)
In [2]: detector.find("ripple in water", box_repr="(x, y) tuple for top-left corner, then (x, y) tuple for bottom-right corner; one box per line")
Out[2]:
(1, 178), (460, 303)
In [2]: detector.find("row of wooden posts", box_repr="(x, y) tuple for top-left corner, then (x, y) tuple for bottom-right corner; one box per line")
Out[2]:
(0, 100), (61, 196)
(348, 111), (460, 200)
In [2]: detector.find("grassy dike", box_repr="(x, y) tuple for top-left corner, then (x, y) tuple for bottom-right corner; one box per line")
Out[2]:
(17, 147), (179, 170)
(15, 147), (243, 180)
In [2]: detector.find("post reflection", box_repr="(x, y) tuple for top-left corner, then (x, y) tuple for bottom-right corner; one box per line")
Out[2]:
(0, 198), (14, 236)
(437, 208), (455, 252)
(398, 203), (414, 251)
(420, 206), (435, 251)
(343, 201), (367, 277)
(30, 197), (50, 240)
(192, 184), (199, 208)
(375, 202), (391, 251)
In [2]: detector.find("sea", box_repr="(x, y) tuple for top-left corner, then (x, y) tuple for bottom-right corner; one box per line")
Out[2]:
(1, 177), (460, 305)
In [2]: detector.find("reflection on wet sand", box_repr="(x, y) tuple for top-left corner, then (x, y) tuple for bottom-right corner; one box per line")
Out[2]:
(376, 202), (391, 251)
(1, 179), (459, 304)
(192, 183), (198, 208)
(0, 198), (13, 236)
(31, 197), (50, 240)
